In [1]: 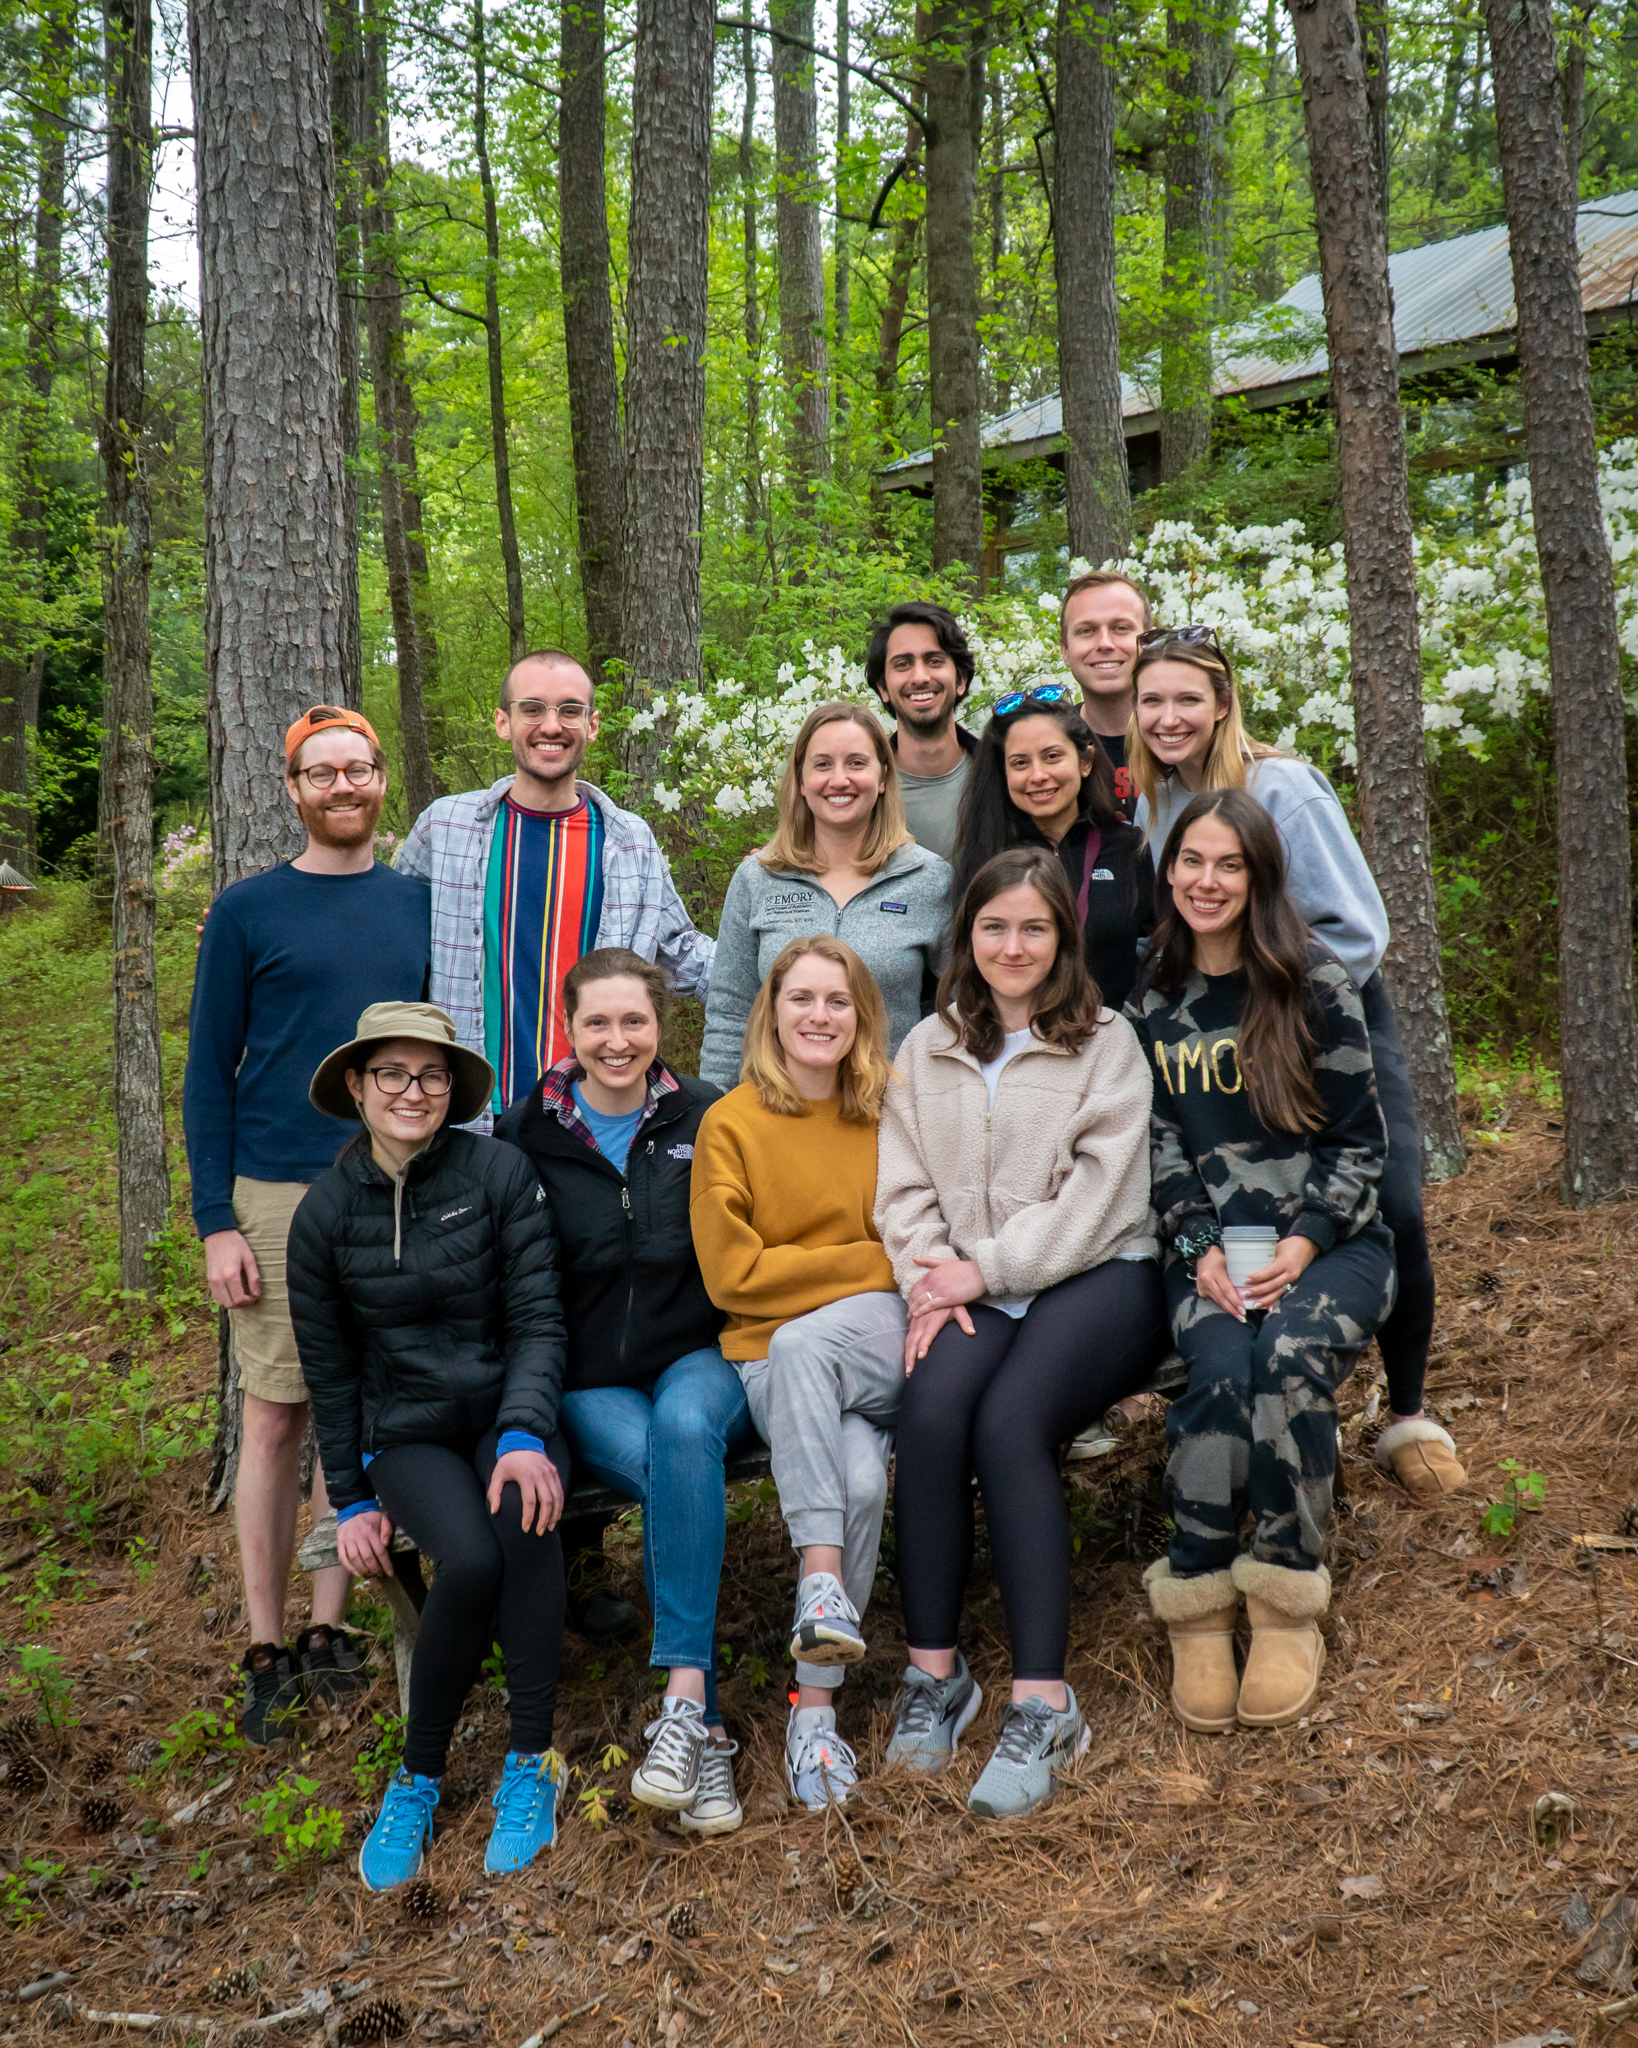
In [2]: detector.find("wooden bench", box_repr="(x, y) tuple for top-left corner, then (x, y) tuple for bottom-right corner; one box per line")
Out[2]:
(296, 1354), (1188, 1712)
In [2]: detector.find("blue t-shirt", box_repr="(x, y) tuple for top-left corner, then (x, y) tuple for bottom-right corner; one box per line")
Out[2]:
(571, 1083), (644, 1173)
(182, 861), (431, 1237)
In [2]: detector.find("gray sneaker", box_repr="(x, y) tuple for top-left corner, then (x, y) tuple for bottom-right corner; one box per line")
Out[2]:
(673, 1733), (743, 1838)
(885, 1657), (983, 1772)
(789, 1572), (866, 1666)
(631, 1696), (707, 1812)
(784, 1705), (859, 1810)
(967, 1689), (1089, 1819)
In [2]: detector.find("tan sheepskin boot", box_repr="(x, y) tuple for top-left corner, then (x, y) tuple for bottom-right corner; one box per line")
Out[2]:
(1230, 1557), (1330, 1728)
(1374, 1417), (1466, 1501)
(1143, 1559), (1240, 1734)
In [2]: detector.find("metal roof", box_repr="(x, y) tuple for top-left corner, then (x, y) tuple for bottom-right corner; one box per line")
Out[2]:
(879, 186), (1638, 487)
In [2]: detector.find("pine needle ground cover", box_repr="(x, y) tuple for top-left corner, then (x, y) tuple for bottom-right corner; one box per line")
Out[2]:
(3, 894), (1638, 2045)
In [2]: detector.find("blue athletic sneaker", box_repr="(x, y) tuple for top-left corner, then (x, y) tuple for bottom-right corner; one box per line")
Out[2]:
(484, 1751), (562, 1873)
(358, 1769), (439, 1892)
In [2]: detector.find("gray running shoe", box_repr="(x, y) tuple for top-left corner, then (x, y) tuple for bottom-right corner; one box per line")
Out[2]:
(784, 1706), (859, 1810)
(885, 1656), (983, 1772)
(967, 1688), (1089, 1819)
(674, 1733), (743, 1837)
(788, 1572), (866, 1666)
(631, 1696), (707, 1812)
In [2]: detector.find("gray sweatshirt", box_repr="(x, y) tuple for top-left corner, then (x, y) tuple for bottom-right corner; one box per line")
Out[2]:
(699, 840), (954, 1089)
(1136, 755), (1389, 986)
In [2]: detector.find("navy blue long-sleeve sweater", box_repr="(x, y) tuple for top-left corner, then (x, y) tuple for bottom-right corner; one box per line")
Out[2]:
(182, 862), (431, 1236)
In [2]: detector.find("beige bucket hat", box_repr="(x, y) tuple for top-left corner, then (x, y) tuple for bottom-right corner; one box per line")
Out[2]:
(309, 1001), (496, 1126)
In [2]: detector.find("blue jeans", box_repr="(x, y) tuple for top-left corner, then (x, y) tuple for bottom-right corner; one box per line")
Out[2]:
(558, 1346), (753, 1724)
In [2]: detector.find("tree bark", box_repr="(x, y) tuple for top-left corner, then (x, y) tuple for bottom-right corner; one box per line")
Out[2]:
(1055, 0), (1131, 566)
(191, 0), (352, 894)
(1287, 0), (1466, 1184)
(1359, 0), (1390, 233)
(740, 25), (765, 543)
(923, 1), (985, 587)
(559, 0), (626, 688)
(0, 0), (72, 874)
(330, 0), (364, 712)
(103, 0), (171, 1288)
(873, 106), (923, 466)
(772, 0), (831, 510)
(362, 18), (440, 822)
(1484, 0), (1638, 1204)
(473, 1), (527, 662)
(622, 0), (713, 779)
(1160, 1), (1215, 481)
(833, 0), (851, 450)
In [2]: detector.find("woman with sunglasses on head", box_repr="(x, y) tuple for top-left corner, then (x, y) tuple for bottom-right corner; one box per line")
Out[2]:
(699, 700), (951, 1089)
(287, 1003), (569, 1891)
(950, 684), (1155, 1013)
(1128, 790), (1396, 1731)
(877, 847), (1166, 1816)
(1128, 629), (1463, 1505)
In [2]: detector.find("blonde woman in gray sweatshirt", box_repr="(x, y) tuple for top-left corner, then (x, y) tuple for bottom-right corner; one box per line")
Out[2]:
(699, 701), (952, 1089)
(873, 846), (1168, 1822)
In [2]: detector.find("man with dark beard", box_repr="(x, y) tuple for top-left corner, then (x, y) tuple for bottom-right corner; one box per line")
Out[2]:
(865, 601), (978, 863)
(183, 706), (430, 1744)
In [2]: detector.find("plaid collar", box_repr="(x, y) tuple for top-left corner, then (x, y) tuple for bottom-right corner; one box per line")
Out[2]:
(538, 1057), (679, 1153)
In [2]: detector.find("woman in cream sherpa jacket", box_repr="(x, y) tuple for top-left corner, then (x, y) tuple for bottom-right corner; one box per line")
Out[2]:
(871, 845), (1170, 1819)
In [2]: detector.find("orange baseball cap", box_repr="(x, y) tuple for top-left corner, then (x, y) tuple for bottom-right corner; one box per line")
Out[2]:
(284, 704), (381, 765)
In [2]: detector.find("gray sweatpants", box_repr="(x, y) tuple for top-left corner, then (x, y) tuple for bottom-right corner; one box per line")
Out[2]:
(736, 1290), (908, 1689)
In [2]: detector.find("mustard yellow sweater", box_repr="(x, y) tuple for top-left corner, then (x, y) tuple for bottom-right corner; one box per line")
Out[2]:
(690, 1083), (894, 1362)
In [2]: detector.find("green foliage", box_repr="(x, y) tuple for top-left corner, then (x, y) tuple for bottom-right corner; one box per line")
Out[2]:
(1481, 1459), (1548, 1542)
(350, 1712), (406, 1801)
(2, 1857), (65, 1930)
(159, 1704), (243, 1771)
(244, 1772), (345, 1870)
(7, 1642), (76, 1733)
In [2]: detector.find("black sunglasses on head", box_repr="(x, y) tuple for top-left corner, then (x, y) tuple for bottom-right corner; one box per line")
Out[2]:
(1138, 623), (1220, 650)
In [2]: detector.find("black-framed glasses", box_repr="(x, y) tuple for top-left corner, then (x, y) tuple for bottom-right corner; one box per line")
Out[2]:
(1138, 623), (1219, 649)
(992, 682), (1074, 719)
(296, 760), (379, 789)
(506, 698), (592, 725)
(366, 1064), (453, 1097)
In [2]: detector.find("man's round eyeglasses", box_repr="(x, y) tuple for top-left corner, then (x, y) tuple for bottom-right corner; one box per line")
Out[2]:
(506, 699), (591, 725)
(993, 682), (1074, 719)
(366, 1065), (453, 1097)
(1138, 623), (1219, 649)
(296, 761), (380, 789)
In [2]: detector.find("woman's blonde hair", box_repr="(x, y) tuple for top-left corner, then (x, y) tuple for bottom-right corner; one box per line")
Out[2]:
(758, 701), (913, 875)
(1126, 635), (1281, 813)
(740, 934), (893, 1124)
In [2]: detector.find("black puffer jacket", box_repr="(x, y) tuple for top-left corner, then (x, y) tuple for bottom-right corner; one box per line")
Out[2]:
(496, 1066), (724, 1392)
(287, 1127), (566, 1512)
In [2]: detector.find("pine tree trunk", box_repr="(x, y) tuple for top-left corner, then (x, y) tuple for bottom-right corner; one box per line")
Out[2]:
(362, 21), (440, 823)
(473, 2), (527, 662)
(833, 0), (851, 451)
(740, 25), (765, 543)
(923, 1), (984, 586)
(1484, 0), (1638, 1204)
(0, 0), (71, 874)
(623, 0), (713, 780)
(873, 107), (923, 466)
(772, 0), (831, 510)
(1055, 0), (1131, 567)
(331, 0), (364, 713)
(1287, 0), (1465, 1184)
(1160, 2), (1215, 481)
(559, 0), (626, 688)
(103, 0), (171, 1289)
(1358, 0), (1391, 229)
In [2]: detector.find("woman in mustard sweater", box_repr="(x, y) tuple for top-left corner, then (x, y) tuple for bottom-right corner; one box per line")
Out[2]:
(691, 934), (905, 1811)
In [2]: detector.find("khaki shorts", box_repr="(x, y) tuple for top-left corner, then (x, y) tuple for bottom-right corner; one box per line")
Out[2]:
(229, 1177), (312, 1405)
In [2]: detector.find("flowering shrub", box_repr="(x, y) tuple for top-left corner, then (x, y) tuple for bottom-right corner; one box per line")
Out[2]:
(158, 822), (210, 888)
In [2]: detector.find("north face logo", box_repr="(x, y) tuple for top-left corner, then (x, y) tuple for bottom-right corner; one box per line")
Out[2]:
(668, 1143), (694, 1161)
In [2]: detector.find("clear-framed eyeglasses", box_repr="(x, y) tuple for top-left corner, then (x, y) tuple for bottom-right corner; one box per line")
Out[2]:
(506, 698), (592, 725)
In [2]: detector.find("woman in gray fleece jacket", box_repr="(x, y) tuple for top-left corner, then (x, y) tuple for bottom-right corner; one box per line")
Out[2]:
(700, 701), (952, 1089)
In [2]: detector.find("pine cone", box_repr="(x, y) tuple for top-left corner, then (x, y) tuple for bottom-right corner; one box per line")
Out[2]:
(207, 1967), (260, 2004)
(602, 1795), (632, 1828)
(398, 1878), (441, 1922)
(80, 1792), (120, 1833)
(1621, 1501), (1638, 1540)
(338, 1994), (410, 2044)
(4, 1748), (47, 1796)
(665, 1899), (702, 1940)
(0, 1716), (34, 1762)
(227, 2025), (265, 2048)
(125, 1737), (163, 1771)
(82, 1739), (118, 1785)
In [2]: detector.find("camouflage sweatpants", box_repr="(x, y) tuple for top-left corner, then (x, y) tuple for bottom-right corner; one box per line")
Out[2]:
(1162, 1221), (1397, 1576)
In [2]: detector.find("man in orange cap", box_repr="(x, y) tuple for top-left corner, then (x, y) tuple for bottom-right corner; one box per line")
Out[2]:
(183, 706), (431, 1745)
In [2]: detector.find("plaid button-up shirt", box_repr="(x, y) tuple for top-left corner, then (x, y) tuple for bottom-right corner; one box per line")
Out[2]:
(396, 777), (714, 1126)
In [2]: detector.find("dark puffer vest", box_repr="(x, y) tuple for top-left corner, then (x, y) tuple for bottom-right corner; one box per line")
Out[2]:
(287, 1126), (565, 1512)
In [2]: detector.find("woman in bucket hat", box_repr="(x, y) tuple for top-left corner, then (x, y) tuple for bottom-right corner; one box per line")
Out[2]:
(286, 1001), (571, 1889)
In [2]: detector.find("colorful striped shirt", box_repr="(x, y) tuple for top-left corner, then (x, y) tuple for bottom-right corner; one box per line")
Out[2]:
(483, 795), (606, 1111)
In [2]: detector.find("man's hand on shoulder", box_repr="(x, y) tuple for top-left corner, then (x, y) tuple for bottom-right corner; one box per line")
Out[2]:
(204, 1229), (261, 1309)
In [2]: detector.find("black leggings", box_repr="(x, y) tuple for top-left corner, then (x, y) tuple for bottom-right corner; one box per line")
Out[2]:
(1360, 973), (1436, 1417)
(894, 1260), (1171, 1682)
(370, 1428), (569, 1778)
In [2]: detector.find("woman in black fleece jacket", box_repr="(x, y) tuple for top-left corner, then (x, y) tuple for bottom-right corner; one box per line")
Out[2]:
(287, 1001), (568, 1892)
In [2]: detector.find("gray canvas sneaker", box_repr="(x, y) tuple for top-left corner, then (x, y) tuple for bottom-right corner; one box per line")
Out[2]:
(631, 1696), (707, 1812)
(885, 1656), (983, 1772)
(673, 1733), (743, 1837)
(967, 1688), (1089, 1819)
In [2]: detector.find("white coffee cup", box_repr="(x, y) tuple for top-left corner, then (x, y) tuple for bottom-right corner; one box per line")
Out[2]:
(1221, 1225), (1279, 1295)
